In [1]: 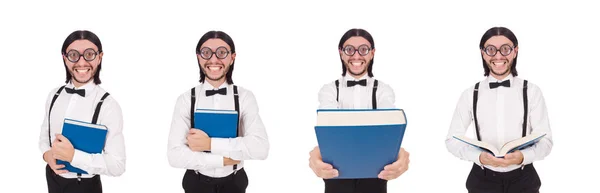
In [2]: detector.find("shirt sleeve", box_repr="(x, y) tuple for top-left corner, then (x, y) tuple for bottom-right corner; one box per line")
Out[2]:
(39, 88), (56, 155)
(210, 90), (270, 161)
(520, 84), (553, 165)
(445, 87), (484, 165)
(376, 81), (396, 109)
(167, 92), (224, 170)
(69, 97), (127, 176)
(318, 82), (338, 109)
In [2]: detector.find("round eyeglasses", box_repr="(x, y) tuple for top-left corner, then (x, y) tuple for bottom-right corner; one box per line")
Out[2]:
(198, 46), (230, 60)
(342, 44), (371, 56)
(65, 48), (99, 63)
(483, 44), (514, 57)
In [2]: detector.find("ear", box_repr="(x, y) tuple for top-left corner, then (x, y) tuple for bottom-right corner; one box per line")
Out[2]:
(513, 46), (519, 59)
(230, 53), (236, 65)
(339, 49), (343, 57)
(371, 48), (376, 57)
(98, 52), (104, 64)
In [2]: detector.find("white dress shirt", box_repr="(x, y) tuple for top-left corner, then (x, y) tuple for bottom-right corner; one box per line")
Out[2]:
(318, 74), (396, 109)
(38, 81), (126, 178)
(167, 82), (269, 178)
(445, 74), (553, 172)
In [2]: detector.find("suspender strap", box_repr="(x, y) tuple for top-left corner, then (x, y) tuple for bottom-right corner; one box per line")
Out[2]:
(335, 80), (339, 102)
(522, 80), (528, 137)
(91, 93), (110, 124)
(372, 79), (378, 109)
(233, 85), (240, 170)
(472, 80), (529, 141)
(190, 87), (196, 127)
(473, 82), (482, 141)
(48, 86), (65, 146)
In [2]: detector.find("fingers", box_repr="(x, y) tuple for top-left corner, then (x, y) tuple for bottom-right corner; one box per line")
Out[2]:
(53, 168), (68, 174)
(55, 134), (67, 142)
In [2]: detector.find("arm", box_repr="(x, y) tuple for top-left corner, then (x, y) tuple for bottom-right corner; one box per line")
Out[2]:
(69, 98), (126, 176)
(376, 82), (396, 109)
(167, 93), (224, 169)
(520, 84), (553, 165)
(318, 82), (338, 109)
(210, 91), (270, 160)
(445, 88), (484, 165)
(39, 90), (54, 155)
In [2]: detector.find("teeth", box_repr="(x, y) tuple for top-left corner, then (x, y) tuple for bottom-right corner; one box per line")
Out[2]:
(76, 69), (89, 73)
(492, 61), (506, 66)
(351, 62), (362, 66)
(209, 66), (221, 71)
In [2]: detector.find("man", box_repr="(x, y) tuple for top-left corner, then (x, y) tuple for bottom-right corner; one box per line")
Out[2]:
(308, 28), (410, 193)
(39, 30), (126, 193)
(167, 30), (270, 193)
(445, 27), (553, 193)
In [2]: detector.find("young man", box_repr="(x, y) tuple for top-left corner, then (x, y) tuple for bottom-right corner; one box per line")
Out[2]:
(167, 31), (270, 193)
(445, 27), (553, 193)
(308, 28), (410, 193)
(39, 30), (126, 193)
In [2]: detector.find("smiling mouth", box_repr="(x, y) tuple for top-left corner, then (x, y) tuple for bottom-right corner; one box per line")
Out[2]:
(350, 61), (364, 67)
(492, 61), (507, 67)
(74, 68), (91, 74)
(207, 65), (223, 72)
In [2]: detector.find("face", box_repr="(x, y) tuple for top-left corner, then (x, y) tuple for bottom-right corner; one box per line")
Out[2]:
(63, 40), (102, 85)
(197, 38), (236, 82)
(339, 37), (375, 77)
(481, 35), (518, 77)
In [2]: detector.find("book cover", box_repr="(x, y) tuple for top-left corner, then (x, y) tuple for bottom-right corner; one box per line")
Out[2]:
(315, 109), (407, 179)
(57, 118), (108, 174)
(193, 109), (239, 138)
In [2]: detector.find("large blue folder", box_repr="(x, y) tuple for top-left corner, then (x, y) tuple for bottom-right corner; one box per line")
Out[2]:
(193, 109), (239, 138)
(57, 118), (108, 174)
(314, 109), (407, 179)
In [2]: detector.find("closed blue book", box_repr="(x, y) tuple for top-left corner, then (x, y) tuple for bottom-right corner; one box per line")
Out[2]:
(314, 109), (407, 179)
(193, 109), (239, 138)
(57, 118), (108, 174)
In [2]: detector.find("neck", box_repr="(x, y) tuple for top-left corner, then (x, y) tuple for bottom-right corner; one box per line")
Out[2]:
(206, 78), (226, 88)
(490, 73), (510, 81)
(350, 73), (367, 80)
(72, 79), (88, 88)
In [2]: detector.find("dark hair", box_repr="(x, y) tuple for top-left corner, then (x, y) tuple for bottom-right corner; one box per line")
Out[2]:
(61, 30), (103, 84)
(479, 27), (519, 77)
(338, 28), (375, 77)
(196, 31), (236, 84)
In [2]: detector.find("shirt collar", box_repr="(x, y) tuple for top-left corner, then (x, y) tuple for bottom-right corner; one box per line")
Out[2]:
(66, 80), (96, 97)
(202, 81), (229, 90)
(343, 73), (370, 81)
(487, 74), (514, 83)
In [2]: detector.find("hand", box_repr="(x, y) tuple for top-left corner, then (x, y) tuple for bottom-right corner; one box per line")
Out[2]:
(223, 157), (240, 166)
(378, 147), (410, 180)
(44, 150), (68, 174)
(51, 134), (75, 162)
(186, 128), (211, 152)
(480, 151), (524, 167)
(502, 150), (524, 166)
(308, 146), (338, 179)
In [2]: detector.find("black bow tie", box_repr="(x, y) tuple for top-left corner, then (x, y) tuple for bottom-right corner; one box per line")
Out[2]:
(489, 80), (511, 89)
(65, 87), (85, 97)
(347, 79), (367, 87)
(206, 88), (227, 96)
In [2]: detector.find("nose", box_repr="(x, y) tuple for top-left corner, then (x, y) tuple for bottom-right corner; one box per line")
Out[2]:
(209, 53), (220, 64)
(350, 51), (362, 60)
(75, 56), (88, 66)
(493, 51), (505, 60)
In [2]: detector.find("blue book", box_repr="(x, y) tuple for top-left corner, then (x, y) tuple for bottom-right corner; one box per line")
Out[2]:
(314, 109), (407, 179)
(453, 133), (546, 158)
(57, 118), (108, 174)
(193, 109), (239, 138)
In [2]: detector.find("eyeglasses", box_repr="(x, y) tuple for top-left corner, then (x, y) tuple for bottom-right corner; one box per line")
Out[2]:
(198, 46), (230, 60)
(341, 44), (371, 56)
(483, 44), (514, 56)
(64, 48), (99, 63)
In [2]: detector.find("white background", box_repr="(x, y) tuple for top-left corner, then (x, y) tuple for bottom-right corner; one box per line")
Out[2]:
(0, 0), (598, 192)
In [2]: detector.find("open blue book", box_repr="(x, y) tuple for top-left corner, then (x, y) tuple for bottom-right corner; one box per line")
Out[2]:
(453, 133), (546, 158)
(57, 118), (108, 174)
(314, 109), (407, 179)
(193, 109), (239, 138)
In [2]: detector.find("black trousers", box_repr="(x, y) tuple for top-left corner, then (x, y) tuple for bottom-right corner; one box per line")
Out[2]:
(45, 164), (102, 193)
(182, 168), (249, 193)
(466, 163), (541, 193)
(324, 178), (387, 193)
